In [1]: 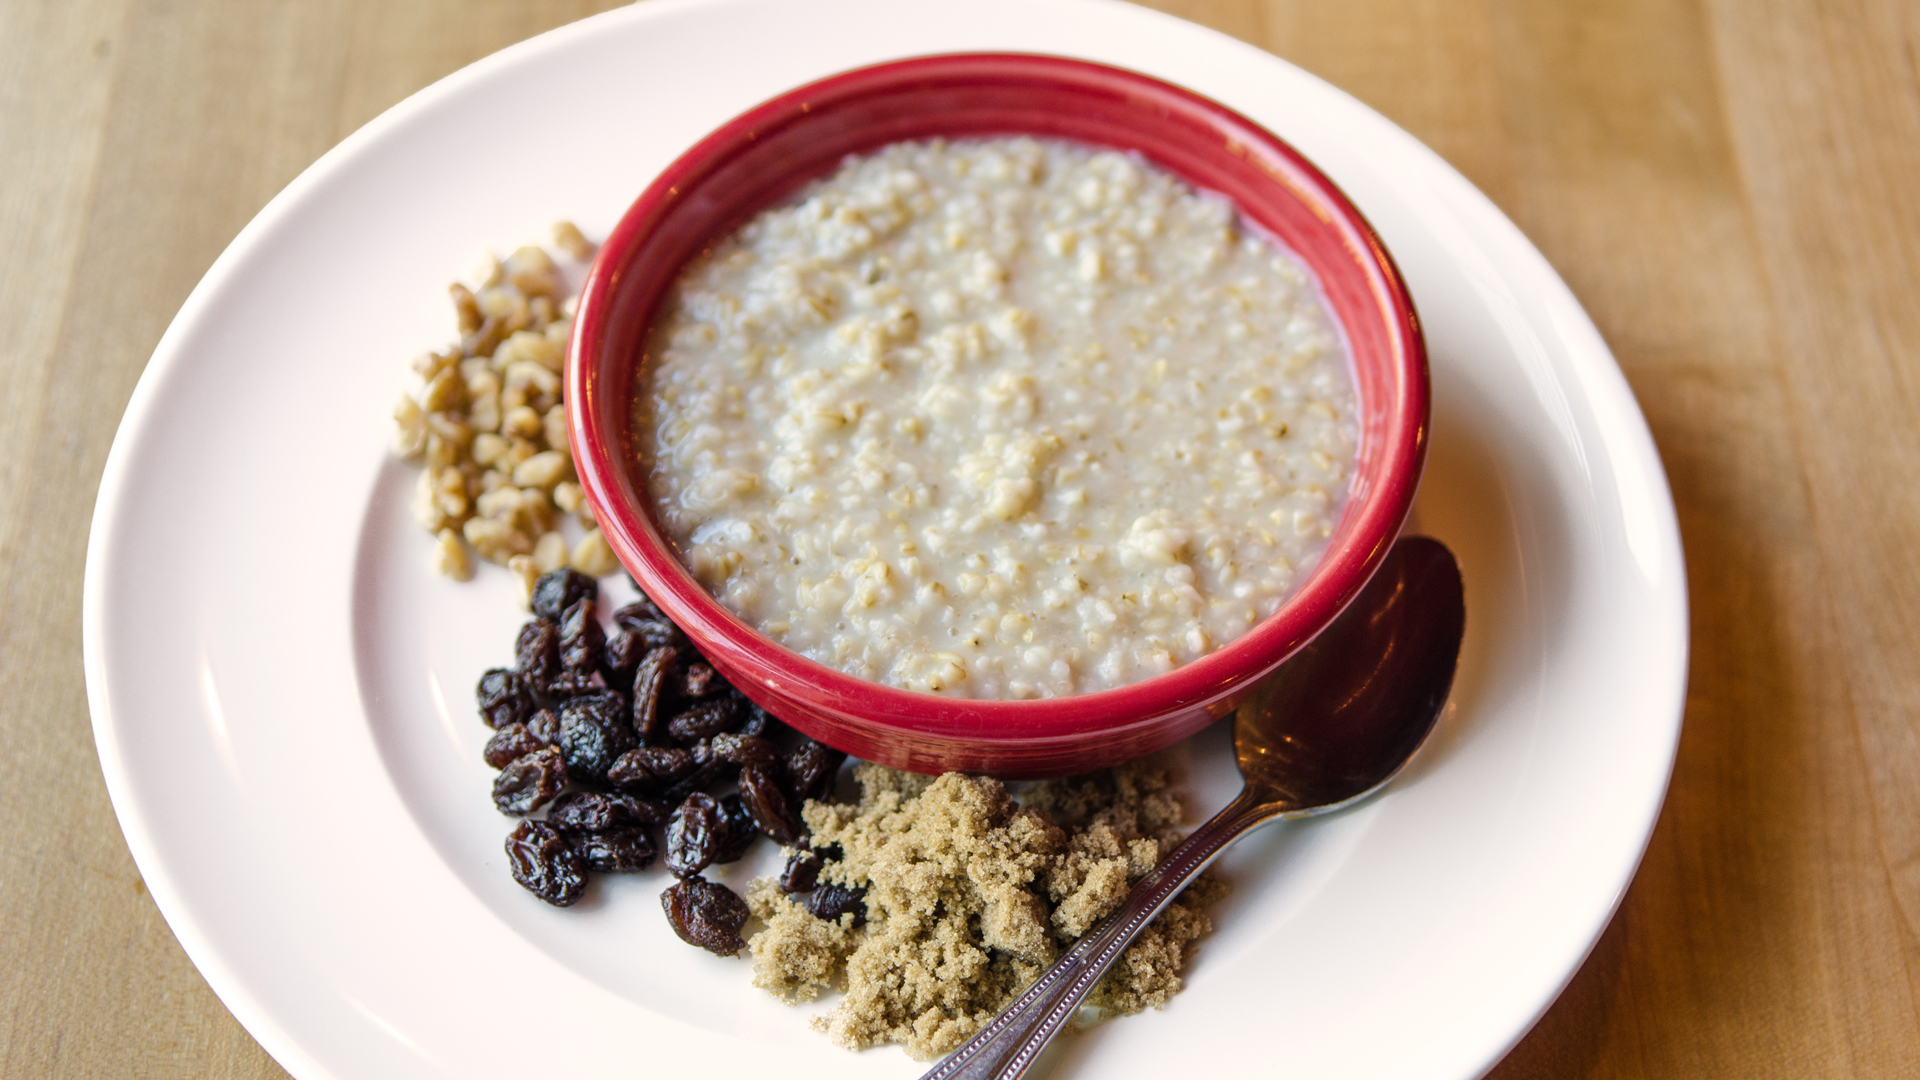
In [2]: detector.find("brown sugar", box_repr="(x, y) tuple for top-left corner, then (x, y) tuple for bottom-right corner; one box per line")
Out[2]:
(746, 760), (1225, 1059)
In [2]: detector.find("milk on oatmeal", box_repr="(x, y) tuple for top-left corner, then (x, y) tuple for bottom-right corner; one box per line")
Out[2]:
(637, 137), (1358, 698)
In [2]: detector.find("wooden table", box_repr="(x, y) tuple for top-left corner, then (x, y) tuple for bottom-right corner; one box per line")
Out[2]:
(5, 0), (1917, 1075)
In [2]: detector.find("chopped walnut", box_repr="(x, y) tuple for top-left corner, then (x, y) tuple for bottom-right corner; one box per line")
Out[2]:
(506, 245), (560, 298)
(464, 515), (532, 563)
(512, 450), (572, 490)
(450, 283), (482, 334)
(506, 554), (539, 606)
(431, 528), (472, 580)
(501, 404), (544, 440)
(551, 220), (595, 261)
(391, 394), (427, 459)
(571, 528), (620, 577)
(531, 531), (569, 574)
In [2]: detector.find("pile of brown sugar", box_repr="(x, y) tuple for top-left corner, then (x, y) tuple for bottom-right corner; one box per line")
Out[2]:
(746, 760), (1225, 1060)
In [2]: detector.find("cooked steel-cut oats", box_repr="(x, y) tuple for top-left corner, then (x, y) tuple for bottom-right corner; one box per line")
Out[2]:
(638, 138), (1359, 697)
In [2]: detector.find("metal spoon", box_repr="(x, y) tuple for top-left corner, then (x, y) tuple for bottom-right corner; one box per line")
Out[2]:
(920, 534), (1466, 1080)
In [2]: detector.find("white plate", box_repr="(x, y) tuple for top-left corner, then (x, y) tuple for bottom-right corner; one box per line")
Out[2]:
(83, 1), (1687, 1077)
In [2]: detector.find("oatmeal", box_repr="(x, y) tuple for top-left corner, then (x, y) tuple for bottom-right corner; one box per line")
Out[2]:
(638, 138), (1358, 698)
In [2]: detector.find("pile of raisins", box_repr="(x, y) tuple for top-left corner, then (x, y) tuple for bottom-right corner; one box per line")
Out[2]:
(476, 568), (845, 955)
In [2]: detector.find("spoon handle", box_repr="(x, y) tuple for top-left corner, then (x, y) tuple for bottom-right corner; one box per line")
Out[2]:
(919, 787), (1280, 1080)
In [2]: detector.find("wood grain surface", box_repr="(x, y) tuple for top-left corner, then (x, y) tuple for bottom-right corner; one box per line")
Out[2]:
(4, 0), (1917, 1075)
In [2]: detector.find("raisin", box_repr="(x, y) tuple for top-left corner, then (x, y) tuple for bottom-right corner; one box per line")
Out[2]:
(608, 792), (671, 825)
(784, 738), (846, 803)
(566, 689), (630, 728)
(684, 739), (742, 788)
(807, 882), (867, 927)
(574, 827), (655, 873)
(657, 760), (729, 806)
(606, 745), (696, 791)
(475, 668), (531, 729)
(547, 793), (610, 832)
(666, 696), (742, 743)
(613, 602), (684, 649)
(602, 628), (646, 692)
(483, 722), (546, 769)
(505, 820), (586, 906)
(531, 568), (597, 622)
(514, 619), (561, 692)
(674, 661), (725, 699)
(493, 746), (566, 815)
(779, 847), (824, 894)
(712, 793), (759, 864)
(542, 670), (603, 702)
(559, 597), (604, 673)
(709, 732), (777, 769)
(630, 646), (678, 744)
(737, 702), (781, 739)
(525, 708), (561, 746)
(556, 696), (633, 783)
(613, 595), (663, 624)
(548, 790), (668, 831)
(665, 792), (721, 878)
(629, 619), (685, 649)
(661, 875), (749, 955)
(738, 763), (801, 845)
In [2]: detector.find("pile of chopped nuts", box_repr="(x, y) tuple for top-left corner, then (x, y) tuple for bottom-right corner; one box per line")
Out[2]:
(391, 221), (618, 596)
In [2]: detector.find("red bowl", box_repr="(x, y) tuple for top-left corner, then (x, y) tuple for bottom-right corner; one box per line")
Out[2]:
(568, 53), (1428, 778)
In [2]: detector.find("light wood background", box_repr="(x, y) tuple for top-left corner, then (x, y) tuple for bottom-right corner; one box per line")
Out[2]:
(5, 0), (1918, 1075)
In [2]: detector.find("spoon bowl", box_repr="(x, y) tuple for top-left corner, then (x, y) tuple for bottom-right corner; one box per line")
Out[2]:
(1235, 534), (1466, 812)
(923, 535), (1466, 1080)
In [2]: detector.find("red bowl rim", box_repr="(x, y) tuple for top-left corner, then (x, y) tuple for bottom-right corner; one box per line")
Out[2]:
(568, 52), (1429, 746)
